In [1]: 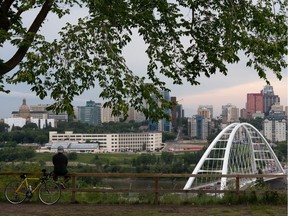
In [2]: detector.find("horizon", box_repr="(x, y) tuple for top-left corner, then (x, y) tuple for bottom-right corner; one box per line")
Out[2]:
(0, 81), (286, 119)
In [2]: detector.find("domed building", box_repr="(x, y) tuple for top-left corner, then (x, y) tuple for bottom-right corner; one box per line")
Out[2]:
(19, 98), (31, 120)
(7, 99), (56, 130)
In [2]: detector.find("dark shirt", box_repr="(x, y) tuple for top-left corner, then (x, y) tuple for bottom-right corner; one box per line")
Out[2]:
(53, 153), (68, 175)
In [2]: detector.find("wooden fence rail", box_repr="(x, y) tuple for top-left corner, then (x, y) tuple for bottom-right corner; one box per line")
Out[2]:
(0, 172), (287, 204)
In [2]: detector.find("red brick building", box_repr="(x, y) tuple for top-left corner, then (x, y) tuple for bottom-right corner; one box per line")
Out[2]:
(246, 93), (264, 120)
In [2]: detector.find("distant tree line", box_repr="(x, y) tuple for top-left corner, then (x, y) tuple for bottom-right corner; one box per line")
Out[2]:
(0, 120), (182, 145)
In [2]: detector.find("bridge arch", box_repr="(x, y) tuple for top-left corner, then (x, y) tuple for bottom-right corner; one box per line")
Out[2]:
(184, 123), (285, 190)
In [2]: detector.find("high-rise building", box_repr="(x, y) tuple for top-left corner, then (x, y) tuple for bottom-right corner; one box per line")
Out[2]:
(188, 115), (211, 140)
(78, 100), (101, 125)
(197, 107), (211, 119)
(101, 106), (120, 123)
(171, 96), (184, 129)
(246, 93), (264, 120)
(198, 105), (213, 119)
(126, 106), (146, 123)
(221, 103), (239, 123)
(161, 90), (172, 132)
(261, 85), (280, 116)
(148, 90), (172, 132)
(240, 108), (247, 119)
(171, 97), (177, 128)
(263, 111), (287, 142)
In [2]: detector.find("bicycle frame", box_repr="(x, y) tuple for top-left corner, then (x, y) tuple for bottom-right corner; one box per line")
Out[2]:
(16, 176), (43, 195)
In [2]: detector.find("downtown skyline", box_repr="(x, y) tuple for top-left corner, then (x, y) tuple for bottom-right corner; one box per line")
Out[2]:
(0, 80), (286, 119)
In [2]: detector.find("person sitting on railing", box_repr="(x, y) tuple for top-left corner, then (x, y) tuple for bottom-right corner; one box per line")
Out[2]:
(52, 146), (70, 188)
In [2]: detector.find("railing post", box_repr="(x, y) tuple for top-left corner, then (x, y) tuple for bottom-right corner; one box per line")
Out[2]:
(154, 177), (159, 205)
(71, 174), (77, 203)
(236, 175), (240, 199)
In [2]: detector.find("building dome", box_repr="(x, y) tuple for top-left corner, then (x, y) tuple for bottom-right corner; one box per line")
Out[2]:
(19, 98), (30, 119)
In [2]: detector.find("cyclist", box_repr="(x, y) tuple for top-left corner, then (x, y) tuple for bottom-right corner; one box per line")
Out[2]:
(52, 145), (70, 188)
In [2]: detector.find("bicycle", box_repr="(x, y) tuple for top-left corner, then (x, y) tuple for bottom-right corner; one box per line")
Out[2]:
(4, 169), (61, 205)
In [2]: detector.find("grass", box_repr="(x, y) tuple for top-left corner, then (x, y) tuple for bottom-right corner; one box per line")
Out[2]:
(32, 152), (138, 164)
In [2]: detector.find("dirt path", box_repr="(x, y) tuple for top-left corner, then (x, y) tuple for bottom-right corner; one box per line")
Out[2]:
(0, 203), (287, 216)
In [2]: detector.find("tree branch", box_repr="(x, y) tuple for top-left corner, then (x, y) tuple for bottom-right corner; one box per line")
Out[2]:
(0, 0), (15, 31)
(0, 0), (54, 76)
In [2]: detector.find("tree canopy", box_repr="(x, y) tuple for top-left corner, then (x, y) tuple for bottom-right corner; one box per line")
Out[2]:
(0, 0), (287, 121)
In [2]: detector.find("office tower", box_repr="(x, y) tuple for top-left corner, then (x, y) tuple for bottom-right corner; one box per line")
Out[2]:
(78, 100), (101, 125)
(262, 85), (280, 116)
(188, 115), (211, 140)
(197, 106), (211, 119)
(240, 108), (247, 119)
(246, 93), (264, 120)
(198, 105), (213, 119)
(171, 96), (184, 129)
(161, 90), (172, 132)
(221, 103), (239, 123)
(125, 106), (146, 123)
(171, 97), (177, 128)
(101, 106), (120, 123)
(148, 90), (172, 132)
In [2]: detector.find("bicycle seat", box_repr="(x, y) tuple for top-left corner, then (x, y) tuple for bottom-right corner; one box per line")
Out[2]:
(20, 174), (27, 179)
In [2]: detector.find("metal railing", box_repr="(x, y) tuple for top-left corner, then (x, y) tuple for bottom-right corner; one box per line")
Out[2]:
(0, 172), (286, 204)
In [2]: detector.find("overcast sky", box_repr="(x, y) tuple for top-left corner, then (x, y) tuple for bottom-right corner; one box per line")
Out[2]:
(0, 5), (287, 119)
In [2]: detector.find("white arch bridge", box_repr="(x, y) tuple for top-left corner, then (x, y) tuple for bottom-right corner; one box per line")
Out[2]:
(184, 123), (286, 191)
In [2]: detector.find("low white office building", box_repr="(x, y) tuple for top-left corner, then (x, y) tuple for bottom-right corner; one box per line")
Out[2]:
(49, 131), (163, 152)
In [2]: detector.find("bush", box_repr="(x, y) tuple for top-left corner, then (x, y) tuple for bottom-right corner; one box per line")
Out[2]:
(68, 152), (78, 160)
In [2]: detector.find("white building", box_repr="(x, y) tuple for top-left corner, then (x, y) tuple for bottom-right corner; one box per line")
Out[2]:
(4, 118), (26, 131)
(37, 142), (100, 154)
(49, 131), (163, 152)
(30, 118), (55, 129)
(4, 117), (55, 131)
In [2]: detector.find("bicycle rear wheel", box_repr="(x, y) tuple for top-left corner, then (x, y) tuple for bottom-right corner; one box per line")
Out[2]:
(38, 181), (61, 205)
(4, 181), (27, 204)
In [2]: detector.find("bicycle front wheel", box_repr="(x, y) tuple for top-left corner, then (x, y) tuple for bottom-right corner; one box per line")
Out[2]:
(4, 181), (27, 204)
(38, 181), (61, 205)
